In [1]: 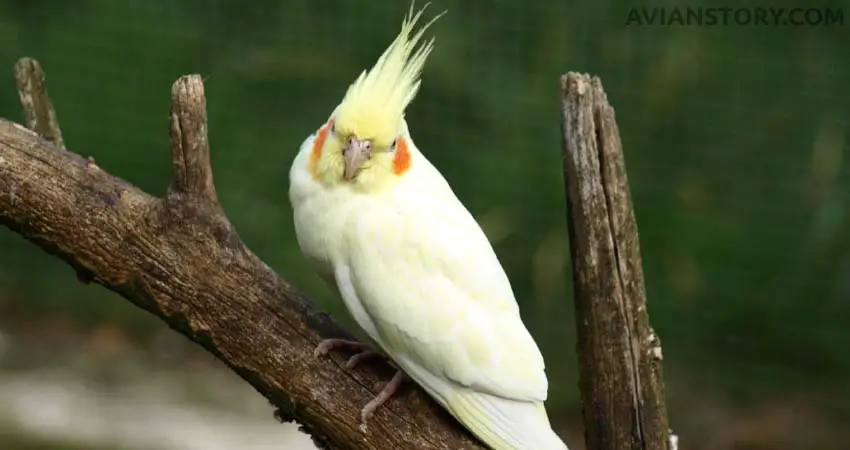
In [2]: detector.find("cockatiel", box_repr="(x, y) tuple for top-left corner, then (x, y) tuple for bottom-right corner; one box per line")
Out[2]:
(288, 4), (569, 450)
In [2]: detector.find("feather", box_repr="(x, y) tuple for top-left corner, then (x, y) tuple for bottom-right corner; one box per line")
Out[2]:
(289, 5), (570, 449)
(334, 3), (445, 148)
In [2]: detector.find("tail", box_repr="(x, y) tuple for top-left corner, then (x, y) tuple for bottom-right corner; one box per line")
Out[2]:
(396, 356), (569, 450)
(446, 389), (569, 450)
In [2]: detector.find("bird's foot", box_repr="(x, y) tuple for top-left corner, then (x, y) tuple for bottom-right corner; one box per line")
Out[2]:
(359, 369), (405, 432)
(314, 339), (405, 432)
(372, 372), (410, 392)
(314, 338), (385, 370)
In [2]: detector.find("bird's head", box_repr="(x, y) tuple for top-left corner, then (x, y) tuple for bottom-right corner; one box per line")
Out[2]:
(307, 4), (443, 191)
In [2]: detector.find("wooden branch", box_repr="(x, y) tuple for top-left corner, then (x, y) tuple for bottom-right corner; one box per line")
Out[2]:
(559, 72), (674, 450)
(0, 58), (485, 450)
(14, 58), (64, 150)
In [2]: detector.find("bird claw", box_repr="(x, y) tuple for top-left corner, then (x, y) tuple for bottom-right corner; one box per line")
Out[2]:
(314, 338), (388, 370)
(373, 372), (409, 392)
(314, 339), (405, 432)
(359, 370), (405, 431)
(314, 338), (374, 358)
(344, 349), (383, 369)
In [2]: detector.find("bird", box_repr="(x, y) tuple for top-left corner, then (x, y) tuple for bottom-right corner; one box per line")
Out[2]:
(287, 4), (569, 449)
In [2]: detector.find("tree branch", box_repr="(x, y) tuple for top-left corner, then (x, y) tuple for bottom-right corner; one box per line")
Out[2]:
(0, 58), (485, 450)
(559, 72), (674, 450)
(14, 57), (64, 150)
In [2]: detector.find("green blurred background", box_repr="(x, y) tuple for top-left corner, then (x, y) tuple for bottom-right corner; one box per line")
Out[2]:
(0, 1), (848, 449)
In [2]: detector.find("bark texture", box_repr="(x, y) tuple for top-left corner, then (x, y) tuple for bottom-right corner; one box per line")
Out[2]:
(0, 58), (485, 450)
(559, 72), (673, 450)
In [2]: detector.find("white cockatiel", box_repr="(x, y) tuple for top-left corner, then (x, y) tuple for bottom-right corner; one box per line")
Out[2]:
(288, 5), (569, 450)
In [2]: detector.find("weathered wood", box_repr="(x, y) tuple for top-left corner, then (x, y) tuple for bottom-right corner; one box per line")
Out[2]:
(14, 58), (64, 150)
(0, 58), (486, 450)
(559, 72), (673, 450)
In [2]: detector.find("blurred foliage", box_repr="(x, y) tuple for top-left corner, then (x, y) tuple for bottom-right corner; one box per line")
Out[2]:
(0, 0), (848, 441)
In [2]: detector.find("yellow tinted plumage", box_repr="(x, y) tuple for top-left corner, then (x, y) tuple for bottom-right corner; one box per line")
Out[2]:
(334, 3), (444, 148)
(289, 4), (570, 449)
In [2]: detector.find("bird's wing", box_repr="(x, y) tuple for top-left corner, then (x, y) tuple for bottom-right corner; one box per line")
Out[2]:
(337, 188), (548, 403)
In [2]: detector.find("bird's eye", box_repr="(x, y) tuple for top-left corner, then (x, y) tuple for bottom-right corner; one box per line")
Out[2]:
(389, 138), (398, 151)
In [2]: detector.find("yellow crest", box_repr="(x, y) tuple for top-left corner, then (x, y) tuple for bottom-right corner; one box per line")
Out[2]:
(333, 3), (444, 148)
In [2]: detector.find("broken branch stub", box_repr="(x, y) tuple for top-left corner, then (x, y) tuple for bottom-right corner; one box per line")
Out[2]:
(0, 57), (486, 450)
(13, 57), (65, 150)
(167, 76), (218, 206)
(559, 72), (672, 450)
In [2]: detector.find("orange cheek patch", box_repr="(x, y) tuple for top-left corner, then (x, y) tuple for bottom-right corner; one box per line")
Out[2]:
(392, 137), (411, 175)
(309, 120), (332, 177)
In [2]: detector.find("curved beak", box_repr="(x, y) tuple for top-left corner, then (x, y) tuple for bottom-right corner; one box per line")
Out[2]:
(343, 137), (372, 181)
